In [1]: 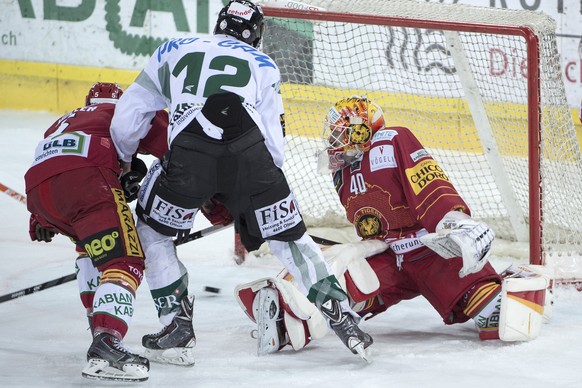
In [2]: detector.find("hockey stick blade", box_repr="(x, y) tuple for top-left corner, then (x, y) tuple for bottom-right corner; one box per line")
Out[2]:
(0, 225), (230, 303)
(309, 234), (340, 246)
(0, 273), (77, 304)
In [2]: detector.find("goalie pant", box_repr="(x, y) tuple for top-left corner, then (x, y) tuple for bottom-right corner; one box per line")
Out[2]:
(235, 241), (552, 351)
(366, 250), (551, 341)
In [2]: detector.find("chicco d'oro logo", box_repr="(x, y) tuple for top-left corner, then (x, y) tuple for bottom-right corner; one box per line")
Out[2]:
(405, 159), (450, 195)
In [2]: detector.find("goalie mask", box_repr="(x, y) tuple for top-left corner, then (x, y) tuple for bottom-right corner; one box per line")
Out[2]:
(85, 82), (123, 106)
(214, 0), (265, 48)
(318, 96), (385, 173)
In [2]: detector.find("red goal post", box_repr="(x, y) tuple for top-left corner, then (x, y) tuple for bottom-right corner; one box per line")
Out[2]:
(238, 0), (582, 282)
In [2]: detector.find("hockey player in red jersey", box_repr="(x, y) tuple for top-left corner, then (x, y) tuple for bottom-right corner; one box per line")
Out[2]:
(235, 96), (550, 356)
(319, 96), (502, 337)
(24, 82), (169, 382)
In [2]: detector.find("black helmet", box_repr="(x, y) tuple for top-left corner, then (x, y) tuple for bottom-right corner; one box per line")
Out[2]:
(213, 0), (265, 48)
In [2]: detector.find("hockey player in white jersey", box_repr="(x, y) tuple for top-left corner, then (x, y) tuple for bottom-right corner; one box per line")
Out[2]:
(110, 0), (372, 362)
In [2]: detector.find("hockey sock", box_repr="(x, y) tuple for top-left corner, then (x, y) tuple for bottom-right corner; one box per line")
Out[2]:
(76, 254), (101, 312)
(92, 282), (136, 338)
(150, 274), (189, 325)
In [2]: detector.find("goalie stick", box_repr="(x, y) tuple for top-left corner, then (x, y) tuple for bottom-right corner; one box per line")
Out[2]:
(0, 224), (231, 304)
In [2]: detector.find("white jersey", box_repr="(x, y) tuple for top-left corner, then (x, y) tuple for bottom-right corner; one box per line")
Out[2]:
(111, 34), (286, 167)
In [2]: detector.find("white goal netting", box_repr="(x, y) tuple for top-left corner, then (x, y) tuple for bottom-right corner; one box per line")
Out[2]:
(259, 0), (582, 281)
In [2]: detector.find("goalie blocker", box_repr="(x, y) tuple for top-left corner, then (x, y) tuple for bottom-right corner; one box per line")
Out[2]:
(235, 242), (553, 352)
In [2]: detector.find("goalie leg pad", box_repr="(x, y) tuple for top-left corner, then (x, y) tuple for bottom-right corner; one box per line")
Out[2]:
(531, 265), (554, 322)
(498, 265), (550, 341)
(234, 278), (272, 323)
(323, 240), (386, 302)
(274, 277), (328, 349)
(501, 264), (553, 322)
(253, 287), (286, 355)
(235, 277), (328, 353)
(279, 240), (385, 318)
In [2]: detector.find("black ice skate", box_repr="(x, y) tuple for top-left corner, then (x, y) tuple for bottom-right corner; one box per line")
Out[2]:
(320, 299), (373, 362)
(142, 295), (196, 366)
(82, 332), (149, 382)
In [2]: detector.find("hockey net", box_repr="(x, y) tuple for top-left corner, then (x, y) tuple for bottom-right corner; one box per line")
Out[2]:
(249, 0), (582, 283)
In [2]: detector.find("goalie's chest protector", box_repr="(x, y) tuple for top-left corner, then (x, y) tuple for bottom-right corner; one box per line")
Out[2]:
(334, 127), (468, 240)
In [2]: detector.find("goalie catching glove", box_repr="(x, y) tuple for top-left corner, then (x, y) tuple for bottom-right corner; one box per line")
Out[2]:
(420, 211), (494, 278)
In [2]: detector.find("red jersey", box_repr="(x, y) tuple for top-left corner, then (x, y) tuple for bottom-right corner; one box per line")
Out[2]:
(334, 126), (469, 257)
(25, 104), (168, 192)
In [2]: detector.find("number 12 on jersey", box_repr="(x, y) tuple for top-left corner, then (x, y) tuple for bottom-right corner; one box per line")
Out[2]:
(173, 52), (251, 99)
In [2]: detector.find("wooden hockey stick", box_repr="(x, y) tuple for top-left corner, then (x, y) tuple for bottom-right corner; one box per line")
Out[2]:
(0, 224), (231, 304)
(0, 182), (26, 204)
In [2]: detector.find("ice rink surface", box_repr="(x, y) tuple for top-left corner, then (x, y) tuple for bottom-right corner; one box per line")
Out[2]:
(0, 110), (581, 387)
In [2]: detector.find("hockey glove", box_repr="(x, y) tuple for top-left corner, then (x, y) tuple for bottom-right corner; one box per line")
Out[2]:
(420, 211), (495, 278)
(201, 198), (233, 226)
(120, 157), (148, 202)
(29, 214), (56, 243)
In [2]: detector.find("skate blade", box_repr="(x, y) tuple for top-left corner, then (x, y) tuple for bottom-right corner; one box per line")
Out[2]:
(347, 338), (372, 363)
(251, 328), (280, 356)
(255, 289), (282, 356)
(143, 347), (195, 367)
(82, 359), (149, 382)
(352, 343), (372, 363)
